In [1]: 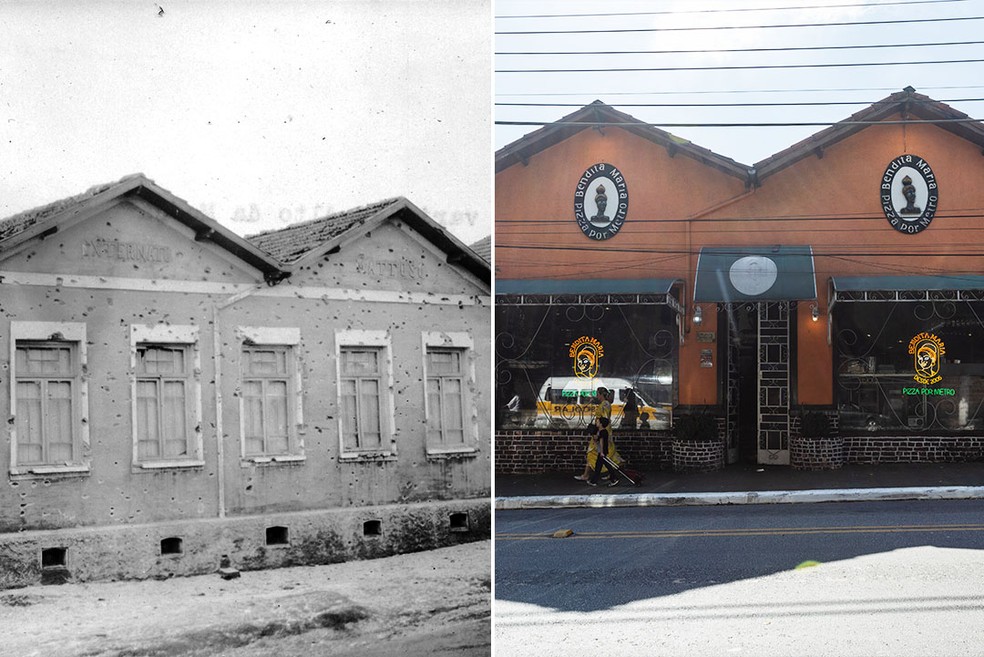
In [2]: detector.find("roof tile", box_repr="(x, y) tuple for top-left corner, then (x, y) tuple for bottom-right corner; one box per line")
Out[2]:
(246, 197), (402, 264)
(0, 174), (145, 243)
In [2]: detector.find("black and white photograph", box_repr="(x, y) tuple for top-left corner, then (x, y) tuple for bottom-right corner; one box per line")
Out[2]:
(0, 2), (491, 655)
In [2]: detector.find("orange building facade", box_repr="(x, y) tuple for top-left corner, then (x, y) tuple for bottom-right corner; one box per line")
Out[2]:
(495, 88), (984, 471)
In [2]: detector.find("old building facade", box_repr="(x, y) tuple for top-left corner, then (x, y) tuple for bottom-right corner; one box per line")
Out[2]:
(495, 87), (984, 473)
(0, 174), (490, 587)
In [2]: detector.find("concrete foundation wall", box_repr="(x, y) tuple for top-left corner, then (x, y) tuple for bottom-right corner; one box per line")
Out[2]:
(0, 498), (490, 590)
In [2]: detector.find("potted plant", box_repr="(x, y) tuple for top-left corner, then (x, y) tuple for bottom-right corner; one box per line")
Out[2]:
(670, 414), (724, 472)
(791, 411), (843, 470)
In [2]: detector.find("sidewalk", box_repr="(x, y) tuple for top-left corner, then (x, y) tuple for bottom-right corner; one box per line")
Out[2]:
(495, 462), (984, 509)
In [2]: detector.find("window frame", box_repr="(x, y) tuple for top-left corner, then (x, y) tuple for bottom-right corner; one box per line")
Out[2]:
(237, 326), (304, 465)
(9, 322), (89, 477)
(130, 324), (203, 470)
(335, 330), (396, 461)
(422, 331), (477, 456)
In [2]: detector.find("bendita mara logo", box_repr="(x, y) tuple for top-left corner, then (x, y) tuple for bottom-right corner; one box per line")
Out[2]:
(570, 336), (604, 379)
(908, 332), (945, 385)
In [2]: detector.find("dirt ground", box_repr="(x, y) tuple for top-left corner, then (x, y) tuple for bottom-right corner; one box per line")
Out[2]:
(0, 540), (490, 657)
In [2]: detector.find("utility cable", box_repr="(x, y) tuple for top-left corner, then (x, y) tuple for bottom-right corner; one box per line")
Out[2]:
(495, 0), (969, 20)
(496, 84), (984, 98)
(496, 14), (984, 36)
(497, 97), (984, 109)
(496, 57), (984, 74)
(496, 39), (984, 57)
(496, 118), (984, 127)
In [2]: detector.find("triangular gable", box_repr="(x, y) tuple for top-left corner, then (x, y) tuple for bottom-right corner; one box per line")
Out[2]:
(0, 174), (287, 282)
(247, 197), (490, 287)
(496, 89), (984, 190)
(495, 100), (751, 180)
(754, 86), (984, 181)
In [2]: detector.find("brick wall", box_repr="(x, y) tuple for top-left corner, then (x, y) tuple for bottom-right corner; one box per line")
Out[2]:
(495, 429), (674, 474)
(671, 440), (725, 472)
(843, 435), (984, 463)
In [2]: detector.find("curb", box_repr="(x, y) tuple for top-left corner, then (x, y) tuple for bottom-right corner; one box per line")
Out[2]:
(495, 485), (984, 510)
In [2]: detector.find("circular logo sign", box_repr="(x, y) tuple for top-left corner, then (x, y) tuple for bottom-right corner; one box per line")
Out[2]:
(880, 154), (939, 234)
(573, 162), (628, 240)
(729, 256), (778, 296)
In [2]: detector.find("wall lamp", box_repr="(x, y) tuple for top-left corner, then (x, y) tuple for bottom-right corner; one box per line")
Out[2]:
(693, 305), (703, 326)
(810, 302), (820, 322)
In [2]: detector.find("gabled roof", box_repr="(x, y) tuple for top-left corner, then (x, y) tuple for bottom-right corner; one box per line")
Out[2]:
(469, 235), (491, 263)
(247, 198), (400, 264)
(0, 174), (286, 281)
(496, 89), (984, 188)
(247, 197), (491, 286)
(495, 100), (750, 180)
(754, 86), (984, 181)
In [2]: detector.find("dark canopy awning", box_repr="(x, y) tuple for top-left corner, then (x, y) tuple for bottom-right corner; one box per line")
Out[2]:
(831, 274), (984, 302)
(495, 278), (682, 310)
(694, 246), (816, 302)
(496, 278), (677, 295)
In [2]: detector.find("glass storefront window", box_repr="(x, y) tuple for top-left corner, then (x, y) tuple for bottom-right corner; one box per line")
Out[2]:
(834, 300), (984, 432)
(495, 303), (677, 431)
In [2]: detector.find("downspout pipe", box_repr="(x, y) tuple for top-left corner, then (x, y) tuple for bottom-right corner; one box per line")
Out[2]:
(211, 283), (274, 519)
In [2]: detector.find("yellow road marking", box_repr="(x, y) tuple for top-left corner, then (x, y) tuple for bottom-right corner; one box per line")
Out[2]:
(497, 523), (984, 541)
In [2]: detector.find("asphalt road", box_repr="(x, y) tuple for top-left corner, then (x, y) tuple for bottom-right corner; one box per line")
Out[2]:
(495, 499), (984, 656)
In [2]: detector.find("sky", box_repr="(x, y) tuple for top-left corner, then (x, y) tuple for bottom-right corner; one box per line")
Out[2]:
(495, 0), (984, 165)
(0, 0), (491, 245)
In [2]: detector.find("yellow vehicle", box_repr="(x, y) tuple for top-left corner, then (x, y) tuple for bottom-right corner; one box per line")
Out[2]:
(534, 377), (671, 430)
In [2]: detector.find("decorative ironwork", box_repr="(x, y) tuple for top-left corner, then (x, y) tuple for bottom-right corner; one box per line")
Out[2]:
(834, 300), (984, 432)
(495, 302), (677, 431)
(758, 301), (790, 464)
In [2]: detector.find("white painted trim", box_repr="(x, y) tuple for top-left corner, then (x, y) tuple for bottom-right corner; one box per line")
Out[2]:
(8, 321), (90, 474)
(130, 324), (199, 345)
(235, 331), (305, 462)
(334, 330), (397, 459)
(421, 331), (473, 349)
(129, 324), (203, 468)
(421, 331), (477, 455)
(137, 460), (206, 470)
(236, 326), (301, 346)
(0, 270), (491, 306)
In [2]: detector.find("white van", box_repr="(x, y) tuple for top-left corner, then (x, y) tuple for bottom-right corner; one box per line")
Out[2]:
(534, 377), (672, 430)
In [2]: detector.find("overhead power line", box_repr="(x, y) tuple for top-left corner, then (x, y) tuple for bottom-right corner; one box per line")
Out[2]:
(495, 118), (984, 128)
(496, 39), (984, 57)
(496, 14), (984, 36)
(496, 84), (984, 98)
(496, 243), (984, 258)
(496, 211), (984, 225)
(496, 57), (984, 74)
(497, 97), (984, 109)
(495, 0), (968, 20)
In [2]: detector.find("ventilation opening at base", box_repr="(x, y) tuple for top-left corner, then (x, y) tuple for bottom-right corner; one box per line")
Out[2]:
(449, 512), (470, 533)
(41, 547), (67, 568)
(160, 537), (183, 555)
(266, 526), (290, 546)
(363, 520), (382, 536)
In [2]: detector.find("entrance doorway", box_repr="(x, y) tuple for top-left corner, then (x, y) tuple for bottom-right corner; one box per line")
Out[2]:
(725, 302), (791, 465)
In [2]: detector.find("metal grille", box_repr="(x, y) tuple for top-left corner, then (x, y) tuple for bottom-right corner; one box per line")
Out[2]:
(725, 312), (741, 464)
(758, 301), (790, 464)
